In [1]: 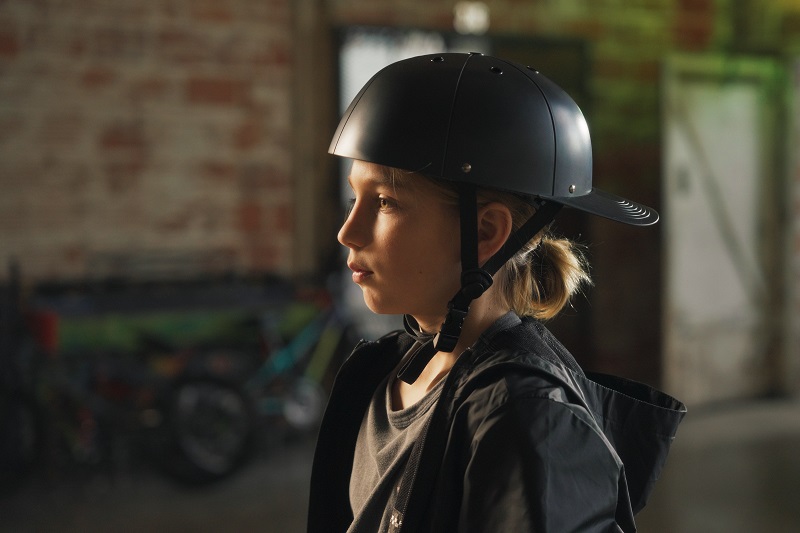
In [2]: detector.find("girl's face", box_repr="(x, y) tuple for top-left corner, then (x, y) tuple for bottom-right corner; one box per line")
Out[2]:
(338, 161), (462, 328)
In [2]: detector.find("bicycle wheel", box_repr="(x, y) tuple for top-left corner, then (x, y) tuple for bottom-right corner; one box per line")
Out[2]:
(164, 378), (253, 485)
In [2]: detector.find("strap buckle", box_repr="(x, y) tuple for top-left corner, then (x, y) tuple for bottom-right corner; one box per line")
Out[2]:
(434, 269), (492, 353)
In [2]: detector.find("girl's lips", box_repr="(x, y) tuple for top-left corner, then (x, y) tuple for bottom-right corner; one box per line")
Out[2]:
(351, 270), (373, 283)
(348, 263), (373, 284)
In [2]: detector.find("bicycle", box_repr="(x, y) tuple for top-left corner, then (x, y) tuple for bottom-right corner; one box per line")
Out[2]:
(2, 269), (356, 489)
(159, 287), (355, 484)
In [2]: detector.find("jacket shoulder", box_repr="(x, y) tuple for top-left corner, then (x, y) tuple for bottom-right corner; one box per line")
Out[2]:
(477, 317), (584, 375)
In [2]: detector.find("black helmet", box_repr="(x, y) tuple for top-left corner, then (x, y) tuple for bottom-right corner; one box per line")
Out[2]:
(331, 52), (657, 225)
(331, 53), (657, 380)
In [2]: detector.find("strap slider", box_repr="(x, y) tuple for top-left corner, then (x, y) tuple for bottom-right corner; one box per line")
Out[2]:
(460, 268), (493, 300)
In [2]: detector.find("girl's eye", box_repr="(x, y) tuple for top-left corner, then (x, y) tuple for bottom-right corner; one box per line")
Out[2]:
(344, 196), (395, 219)
(378, 197), (395, 211)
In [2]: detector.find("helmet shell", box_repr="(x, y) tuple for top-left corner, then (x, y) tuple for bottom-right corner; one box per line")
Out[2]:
(330, 52), (657, 225)
(330, 53), (590, 199)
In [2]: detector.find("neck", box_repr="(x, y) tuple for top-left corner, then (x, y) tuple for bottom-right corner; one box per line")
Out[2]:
(394, 291), (508, 410)
(442, 295), (506, 356)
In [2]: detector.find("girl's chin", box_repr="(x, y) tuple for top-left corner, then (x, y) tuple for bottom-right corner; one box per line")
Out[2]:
(362, 296), (446, 326)
(361, 298), (398, 316)
(360, 292), (411, 317)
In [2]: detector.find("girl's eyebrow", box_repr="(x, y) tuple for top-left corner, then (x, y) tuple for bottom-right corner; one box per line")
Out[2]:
(347, 171), (396, 189)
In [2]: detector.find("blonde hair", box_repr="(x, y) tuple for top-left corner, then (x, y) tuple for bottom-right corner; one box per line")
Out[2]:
(376, 163), (592, 320)
(470, 187), (592, 321)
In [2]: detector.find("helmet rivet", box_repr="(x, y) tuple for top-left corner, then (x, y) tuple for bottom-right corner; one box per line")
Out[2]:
(569, 185), (576, 194)
(462, 163), (472, 173)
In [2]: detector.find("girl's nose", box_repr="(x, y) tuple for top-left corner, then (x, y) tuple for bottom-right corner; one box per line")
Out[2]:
(337, 201), (365, 249)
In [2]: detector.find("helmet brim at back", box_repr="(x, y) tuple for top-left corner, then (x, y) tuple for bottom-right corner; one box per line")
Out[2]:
(556, 187), (659, 226)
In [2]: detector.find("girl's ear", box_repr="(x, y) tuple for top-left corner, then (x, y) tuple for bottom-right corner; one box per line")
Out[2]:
(476, 202), (513, 265)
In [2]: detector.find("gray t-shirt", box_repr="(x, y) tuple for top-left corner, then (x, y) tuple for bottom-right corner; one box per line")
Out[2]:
(347, 343), (445, 533)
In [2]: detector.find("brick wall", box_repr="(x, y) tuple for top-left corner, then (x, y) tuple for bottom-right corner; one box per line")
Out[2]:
(0, 0), (293, 281)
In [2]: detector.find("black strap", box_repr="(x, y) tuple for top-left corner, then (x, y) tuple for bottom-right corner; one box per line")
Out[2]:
(434, 196), (562, 354)
(483, 200), (562, 275)
(458, 183), (480, 272)
(396, 340), (437, 385)
(434, 183), (492, 353)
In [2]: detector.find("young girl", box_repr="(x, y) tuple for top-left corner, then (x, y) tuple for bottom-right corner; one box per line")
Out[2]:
(308, 53), (685, 533)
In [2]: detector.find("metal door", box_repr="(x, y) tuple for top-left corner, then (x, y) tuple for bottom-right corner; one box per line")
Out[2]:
(662, 55), (786, 406)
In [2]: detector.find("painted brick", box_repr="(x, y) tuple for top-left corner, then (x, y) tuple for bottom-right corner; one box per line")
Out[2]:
(200, 160), (237, 183)
(273, 204), (293, 234)
(673, 0), (718, 50)
(565, 19), (607, 40)
(237, 201), (262, 234)
(233, 119), (263, 150)
(781, 12), (800, 43)
(635, 59), (662, 83)
(185, 76), (251, 106)
(61, 1), (150, 21)
(189, 2), (235, 24)
(247, 243), (280, 271)
(61, 245), (86, 268)
(677, 0), (714, 12)
(156, 27), (214, 65)
(91, 27), (146, 59)
(128, 76), (171, 102)
(673, 19), (715, 50)
(238, 163), (289, 190)
(99, 122), (146, 152)
(249, 40), (291, 68)
(0, 114), (25, 146)
(37, 112), (85, 147)
(104, 160), (145, 193)
(81, 66), (117, 89)
(0, 30), (19, 58)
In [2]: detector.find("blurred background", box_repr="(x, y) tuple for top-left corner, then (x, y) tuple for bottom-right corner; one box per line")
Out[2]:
(1, 0), (799, 531)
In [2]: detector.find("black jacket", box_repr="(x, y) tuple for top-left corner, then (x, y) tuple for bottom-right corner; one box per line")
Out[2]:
(308, 315), (686, 532)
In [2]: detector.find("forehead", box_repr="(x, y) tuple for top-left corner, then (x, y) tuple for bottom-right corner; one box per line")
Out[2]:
(347, 161), (460, 214)
(347, 160), (432, 194)
(347, 161), (394, 188)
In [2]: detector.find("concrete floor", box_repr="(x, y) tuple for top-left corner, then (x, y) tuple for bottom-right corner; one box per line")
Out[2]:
(2, 399), (799, 533)
(637, 398), (800, 533)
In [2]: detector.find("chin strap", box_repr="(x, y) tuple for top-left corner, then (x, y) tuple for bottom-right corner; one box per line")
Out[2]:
(398, 185), (562, 384)
(396, 315), (437, 384)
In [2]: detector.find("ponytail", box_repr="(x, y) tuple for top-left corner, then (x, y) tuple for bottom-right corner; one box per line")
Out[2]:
(496, 231), (592, 320)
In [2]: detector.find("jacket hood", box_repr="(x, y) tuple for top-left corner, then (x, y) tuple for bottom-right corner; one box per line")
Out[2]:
(452, 314), (687, 514)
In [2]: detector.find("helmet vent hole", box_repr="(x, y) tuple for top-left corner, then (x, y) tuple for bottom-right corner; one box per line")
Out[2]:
(432, 56), (445, 62)
(527, 66), (539, 74)
(490, 66), (503, 75)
